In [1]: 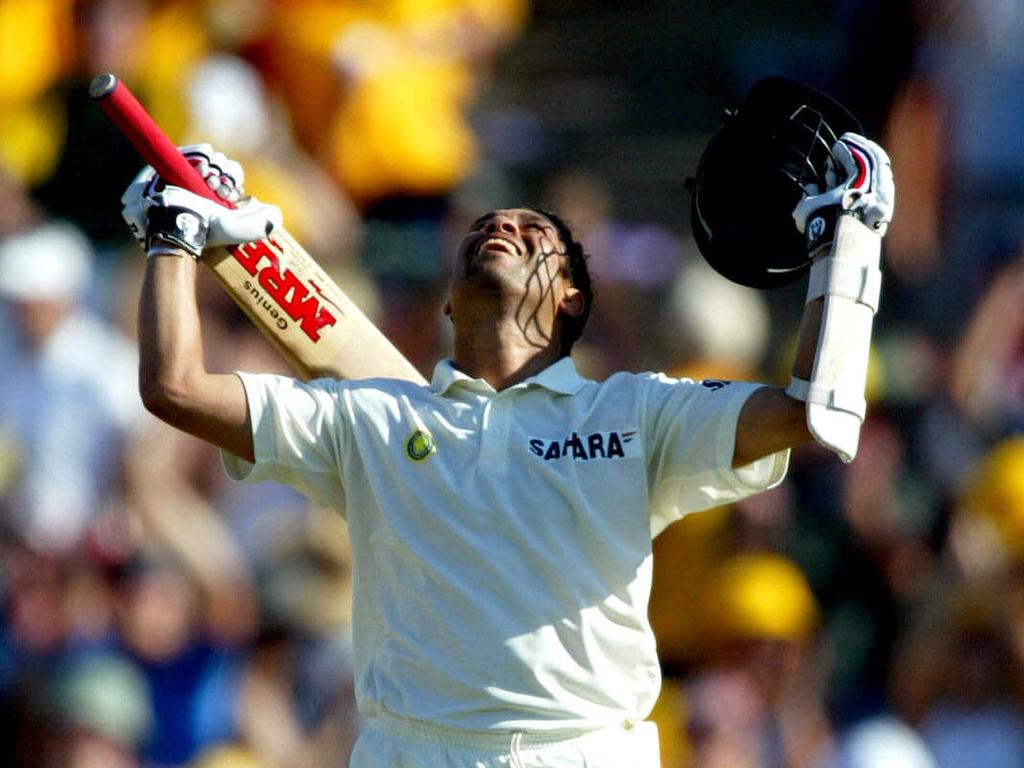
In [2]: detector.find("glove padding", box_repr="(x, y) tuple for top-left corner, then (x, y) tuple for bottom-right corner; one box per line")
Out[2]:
(792, 133), (894, 256)
(121, 143), (282, 258)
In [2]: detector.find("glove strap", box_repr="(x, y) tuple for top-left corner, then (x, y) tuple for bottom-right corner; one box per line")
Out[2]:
(145, 206), (208, 259)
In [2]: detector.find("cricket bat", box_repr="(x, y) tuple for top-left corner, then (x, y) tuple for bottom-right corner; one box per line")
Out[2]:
(90, 73), (426, 385)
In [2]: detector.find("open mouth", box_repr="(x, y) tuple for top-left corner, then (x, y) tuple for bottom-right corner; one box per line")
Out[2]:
(478, 237), (521, 257)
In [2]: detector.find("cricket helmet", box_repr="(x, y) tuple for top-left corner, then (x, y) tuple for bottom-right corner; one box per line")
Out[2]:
(687, 77), (863, 288)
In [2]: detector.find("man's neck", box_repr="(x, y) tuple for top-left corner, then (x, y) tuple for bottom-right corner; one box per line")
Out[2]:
(450, 321), (563, 391)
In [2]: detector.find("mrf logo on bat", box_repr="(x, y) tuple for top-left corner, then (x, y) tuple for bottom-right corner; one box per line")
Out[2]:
(230, 237), (338, 341)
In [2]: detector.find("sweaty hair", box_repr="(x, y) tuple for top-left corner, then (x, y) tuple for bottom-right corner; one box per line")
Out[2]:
(527, 207), (594, 356)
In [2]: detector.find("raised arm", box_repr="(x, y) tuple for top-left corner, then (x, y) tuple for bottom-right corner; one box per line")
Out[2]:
(734, 133), (895, 467)
(126, 145), (282, 463)
(138, 251), (254, 461)
(732, 307), (819, 468)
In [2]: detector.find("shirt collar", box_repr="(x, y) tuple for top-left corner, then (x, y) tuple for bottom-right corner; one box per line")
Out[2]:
(430, 356), (589, 396)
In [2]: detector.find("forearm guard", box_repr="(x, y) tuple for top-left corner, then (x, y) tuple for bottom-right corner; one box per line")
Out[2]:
(786, 213), (882, 462)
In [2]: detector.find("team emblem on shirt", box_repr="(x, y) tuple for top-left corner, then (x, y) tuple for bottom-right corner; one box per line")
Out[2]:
(406, 429), (436, 462)
(527, 429), (640, 462)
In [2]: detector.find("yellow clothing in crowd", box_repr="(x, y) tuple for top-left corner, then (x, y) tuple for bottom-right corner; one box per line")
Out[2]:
(266, 0), (527, 205)
(0, 0), (72, 183)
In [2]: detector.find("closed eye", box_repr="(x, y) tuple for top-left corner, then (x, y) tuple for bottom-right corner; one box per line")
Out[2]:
(523, 223), (555, 237)
(469, 212), (496, 231)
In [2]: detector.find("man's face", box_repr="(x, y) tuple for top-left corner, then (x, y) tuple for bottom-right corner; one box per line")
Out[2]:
(448, 209), (579, 347)
(454, 208), (564, 280)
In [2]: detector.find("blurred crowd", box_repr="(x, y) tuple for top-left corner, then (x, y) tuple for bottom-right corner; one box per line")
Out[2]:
(1, 0), (1023, 767)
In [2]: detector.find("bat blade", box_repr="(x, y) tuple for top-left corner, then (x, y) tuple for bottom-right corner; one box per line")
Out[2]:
(90, 73), (426, 385)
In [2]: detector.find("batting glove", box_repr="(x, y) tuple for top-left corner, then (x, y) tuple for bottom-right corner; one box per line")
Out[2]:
(121, 143), (281, 259)
(792, 133), (895, 256)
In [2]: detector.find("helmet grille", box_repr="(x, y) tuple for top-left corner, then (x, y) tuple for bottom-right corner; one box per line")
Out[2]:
(774, 104), (841, 193)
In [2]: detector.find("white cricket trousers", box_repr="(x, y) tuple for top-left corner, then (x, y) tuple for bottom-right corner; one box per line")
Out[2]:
(350, 712), (661, 767)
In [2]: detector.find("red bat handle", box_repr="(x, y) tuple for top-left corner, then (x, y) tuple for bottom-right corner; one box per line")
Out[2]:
(89, 73), (236, 210)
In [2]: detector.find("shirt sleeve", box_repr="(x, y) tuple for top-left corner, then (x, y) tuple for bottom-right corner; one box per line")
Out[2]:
(221, 372), (349, 517)
(640, 375), (789, 536)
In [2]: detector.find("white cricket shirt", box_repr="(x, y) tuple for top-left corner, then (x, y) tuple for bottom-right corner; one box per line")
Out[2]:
(223, 358), (788, 732)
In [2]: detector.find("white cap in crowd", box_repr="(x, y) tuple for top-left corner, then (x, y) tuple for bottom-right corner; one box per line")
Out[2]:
(832, 716), (937, 768)
(0, 220), (94, 302)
